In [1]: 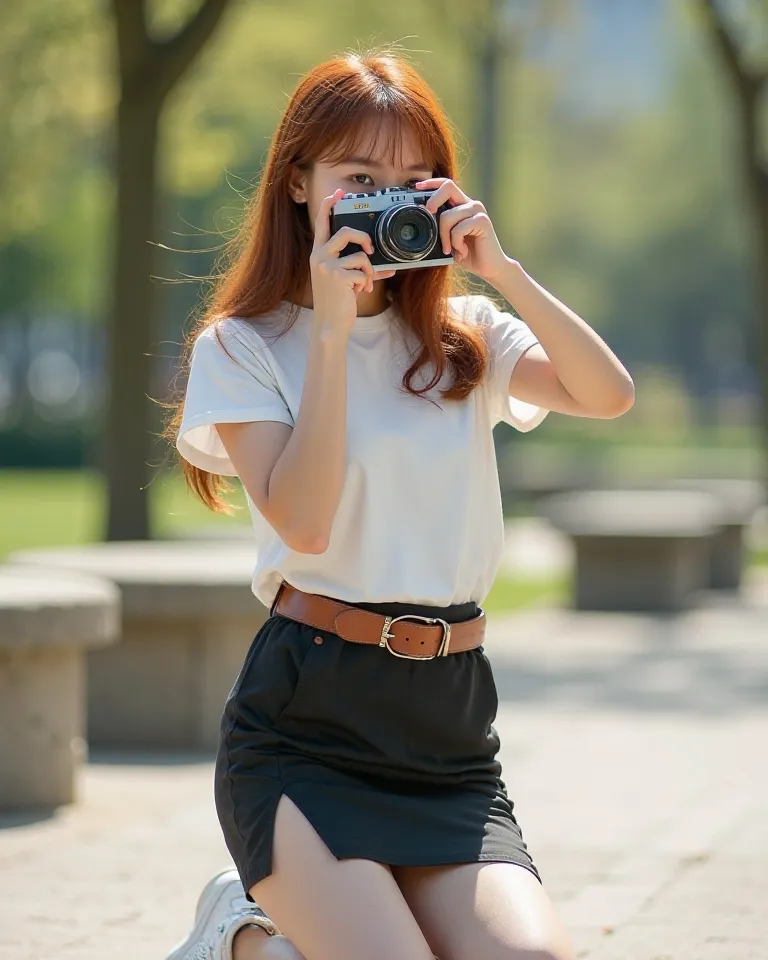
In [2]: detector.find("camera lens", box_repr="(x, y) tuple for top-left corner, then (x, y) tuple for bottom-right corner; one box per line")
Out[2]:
(376, 204), (438, 262)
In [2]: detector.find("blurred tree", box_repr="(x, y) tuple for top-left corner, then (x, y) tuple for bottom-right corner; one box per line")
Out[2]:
(431, 0), (572, 242)
(105, 0), (232, 539)
(1, 0), (760, 479)
(697, 0), (768, 460)
(0, 1), (112, 316)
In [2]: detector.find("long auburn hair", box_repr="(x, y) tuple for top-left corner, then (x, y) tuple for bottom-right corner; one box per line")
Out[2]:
(161, 46), (494, 515)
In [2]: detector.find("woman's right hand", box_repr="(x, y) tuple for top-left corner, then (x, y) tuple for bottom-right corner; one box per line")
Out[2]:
(309, 188), (397, 330)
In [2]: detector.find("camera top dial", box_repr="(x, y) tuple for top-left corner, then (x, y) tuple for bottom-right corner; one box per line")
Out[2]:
(341, 185), (416, 200)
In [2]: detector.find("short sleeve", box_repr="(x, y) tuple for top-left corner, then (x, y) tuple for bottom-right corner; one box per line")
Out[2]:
(176, 319), (294, 476)
(471, 295), (549, 432)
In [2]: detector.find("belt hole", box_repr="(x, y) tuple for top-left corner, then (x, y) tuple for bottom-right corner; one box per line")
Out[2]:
(314, 636), (324, 645)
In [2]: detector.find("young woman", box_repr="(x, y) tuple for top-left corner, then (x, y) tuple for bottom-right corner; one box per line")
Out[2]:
(165, 48), (634, 960)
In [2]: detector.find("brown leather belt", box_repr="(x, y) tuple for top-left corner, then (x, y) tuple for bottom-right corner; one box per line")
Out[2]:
(271, 580), (486, 659)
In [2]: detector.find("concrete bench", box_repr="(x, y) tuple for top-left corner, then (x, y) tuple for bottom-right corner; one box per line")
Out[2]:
(538, 489), (723, 612)
(666, 479), (766, 590)
(8, 542), (269, 751)
(0, 566), (119, 808)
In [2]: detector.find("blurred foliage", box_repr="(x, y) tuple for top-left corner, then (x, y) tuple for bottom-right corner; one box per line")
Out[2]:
(0, 0), (761, 443)
(505, 3), (755, 407)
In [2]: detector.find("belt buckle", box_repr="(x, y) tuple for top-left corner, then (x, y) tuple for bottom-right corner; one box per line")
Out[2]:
(379, 615), (452, 659)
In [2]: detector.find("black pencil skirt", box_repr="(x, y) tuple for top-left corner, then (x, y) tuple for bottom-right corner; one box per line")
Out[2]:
(214, 590), (542, 899)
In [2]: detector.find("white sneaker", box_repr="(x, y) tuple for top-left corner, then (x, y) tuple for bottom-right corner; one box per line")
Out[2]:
(166, 867), (280, 960)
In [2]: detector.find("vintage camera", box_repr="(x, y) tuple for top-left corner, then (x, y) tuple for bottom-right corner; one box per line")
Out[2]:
(329, 186), (455, 271)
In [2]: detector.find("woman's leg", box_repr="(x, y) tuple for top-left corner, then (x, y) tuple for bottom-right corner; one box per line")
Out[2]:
(391, 861), (577, 960)
(249, 793), (436, 960)
(232, 926), (305, 959)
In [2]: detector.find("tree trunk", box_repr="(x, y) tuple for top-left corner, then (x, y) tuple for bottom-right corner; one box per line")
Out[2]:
(102, 0), (231, 540)
(751, 169), (768, 459)
(698, 0), (768, 477)
(476, 19), (501, 218)
(101, 93), (161, 540)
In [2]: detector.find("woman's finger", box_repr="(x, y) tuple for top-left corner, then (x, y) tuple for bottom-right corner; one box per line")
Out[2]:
(435, 200), (476, 256)
(312, 189), (344, 251)
(336, 250), (375, 273)
(449, 211), (489, 258)
(335, 251), (376, 291)
(415, 178), (470, 214)
(324, 226), (374, 259)
(345, 268), (368, 292)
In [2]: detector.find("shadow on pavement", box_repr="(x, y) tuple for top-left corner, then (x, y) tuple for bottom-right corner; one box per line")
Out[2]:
(0, 807), (58, 830)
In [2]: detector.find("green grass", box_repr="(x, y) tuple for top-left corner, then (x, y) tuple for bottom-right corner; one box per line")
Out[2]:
(482, 571), (569, 613)
(0, 468), (251, 558)
(753, 548), (768, 567)
(0, 470), (104, 555)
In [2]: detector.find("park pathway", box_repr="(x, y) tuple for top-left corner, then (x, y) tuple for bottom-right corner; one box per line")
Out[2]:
(1, 567), (767, 959)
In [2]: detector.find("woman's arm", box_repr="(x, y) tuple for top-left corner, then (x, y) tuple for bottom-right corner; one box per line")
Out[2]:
(412, 175), (635, 421)
(217, 321), (350, 554)
(486, 258), (635, 419)
(218, 191), (391, 554)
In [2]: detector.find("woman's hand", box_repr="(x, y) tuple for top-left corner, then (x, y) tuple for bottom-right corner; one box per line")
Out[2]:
(310, 188), (397, 329)
(414, 178), (511, 283)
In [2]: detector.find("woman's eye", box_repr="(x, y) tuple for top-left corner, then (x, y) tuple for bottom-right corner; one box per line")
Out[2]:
(349, 175), (422, 188)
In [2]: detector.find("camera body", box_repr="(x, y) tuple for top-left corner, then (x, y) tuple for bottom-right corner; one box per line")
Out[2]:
(328, 186), (455, 271)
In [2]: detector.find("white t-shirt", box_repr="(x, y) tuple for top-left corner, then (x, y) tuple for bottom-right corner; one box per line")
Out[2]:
(176, 294), (548, 609)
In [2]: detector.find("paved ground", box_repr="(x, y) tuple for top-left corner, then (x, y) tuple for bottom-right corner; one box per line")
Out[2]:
(1, 568), (767, 959)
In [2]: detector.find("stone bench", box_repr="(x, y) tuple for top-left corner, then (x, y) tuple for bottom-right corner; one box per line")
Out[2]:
(538, 489), (724, 612)
(665, 479), (766, 590)
(8, 542), (269, 751)
(0, 566), (119, 808)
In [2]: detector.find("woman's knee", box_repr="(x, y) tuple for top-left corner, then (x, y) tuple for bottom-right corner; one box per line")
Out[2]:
(393, 861), (576, 960)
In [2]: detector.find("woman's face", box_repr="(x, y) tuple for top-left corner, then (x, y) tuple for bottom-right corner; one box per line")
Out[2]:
(288, 124), (435, 241)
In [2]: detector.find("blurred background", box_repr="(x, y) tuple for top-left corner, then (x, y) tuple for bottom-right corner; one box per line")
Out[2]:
(1, 0), (767, 607)
(4, 6), (768, 955)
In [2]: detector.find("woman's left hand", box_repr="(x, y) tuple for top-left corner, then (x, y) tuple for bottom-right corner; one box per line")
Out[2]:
(414, 177), (511, 282)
